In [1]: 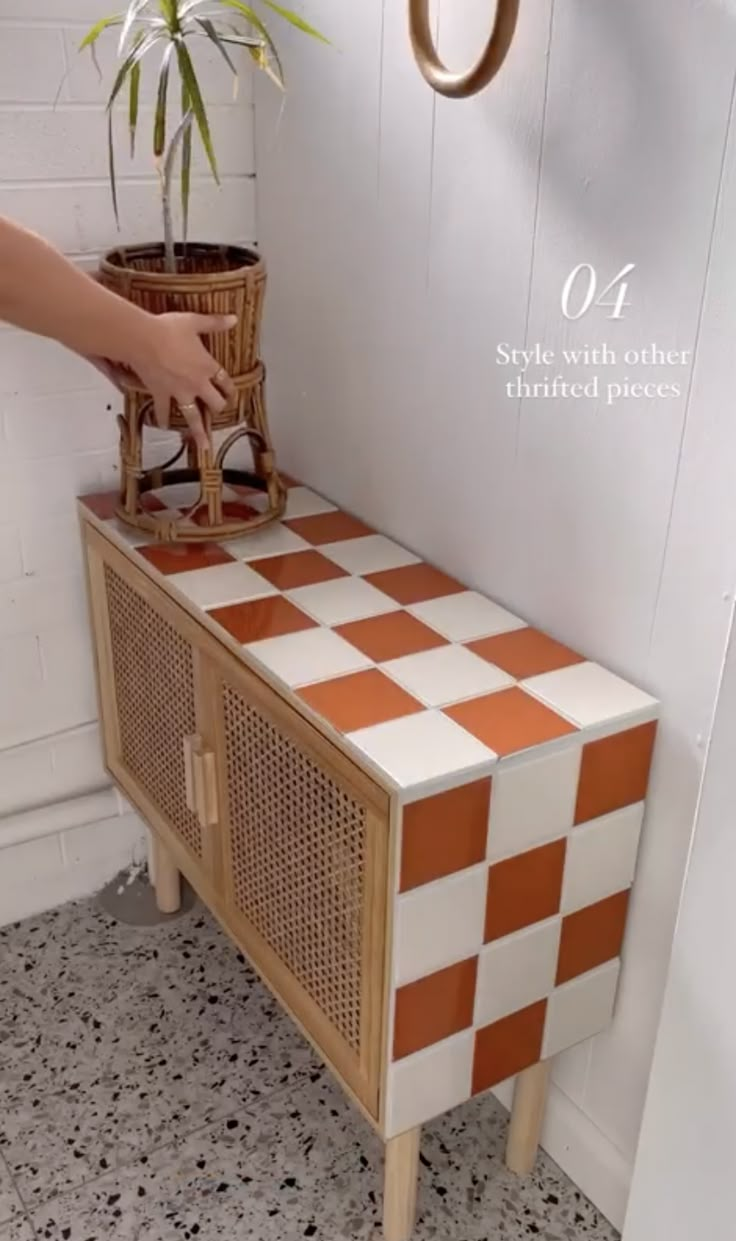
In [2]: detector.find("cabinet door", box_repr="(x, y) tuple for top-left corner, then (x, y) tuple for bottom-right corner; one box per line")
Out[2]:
(84, 525), (214, 879)
(207, 654), (390, 1118)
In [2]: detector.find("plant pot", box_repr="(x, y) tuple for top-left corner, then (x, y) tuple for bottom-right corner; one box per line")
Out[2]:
(99, 241), (286, 541)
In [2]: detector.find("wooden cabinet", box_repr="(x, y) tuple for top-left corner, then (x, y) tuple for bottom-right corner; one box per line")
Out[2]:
(80, 492), (621, 1240)
(84, 524), (390, 1118)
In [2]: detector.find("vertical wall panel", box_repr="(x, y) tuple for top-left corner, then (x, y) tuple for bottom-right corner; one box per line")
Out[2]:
(255, 0), (736, 1217)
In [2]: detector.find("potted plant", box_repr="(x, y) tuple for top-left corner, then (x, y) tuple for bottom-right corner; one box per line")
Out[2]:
(81, 0), (325, 540)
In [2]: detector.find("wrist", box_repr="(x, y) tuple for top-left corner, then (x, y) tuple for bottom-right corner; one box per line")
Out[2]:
(111, 301), (160, 374)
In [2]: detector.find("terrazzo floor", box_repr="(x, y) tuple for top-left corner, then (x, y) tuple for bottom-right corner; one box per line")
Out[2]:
(0, 894), (620, 1241)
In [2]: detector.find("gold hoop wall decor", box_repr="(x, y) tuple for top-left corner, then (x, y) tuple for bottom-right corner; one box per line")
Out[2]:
(409, 0), (519, 99)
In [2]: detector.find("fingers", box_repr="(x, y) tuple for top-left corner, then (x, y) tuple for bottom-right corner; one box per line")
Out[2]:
(153, 391), (171, 431)
(197, 379), (227, 417)
(190, 312), (238, 336)
(178, 400), (208, 452)
(213, 366), (237, 403)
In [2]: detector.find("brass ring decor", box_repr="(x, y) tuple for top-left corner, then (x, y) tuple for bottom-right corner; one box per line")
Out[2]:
(409, 0), (519, 99)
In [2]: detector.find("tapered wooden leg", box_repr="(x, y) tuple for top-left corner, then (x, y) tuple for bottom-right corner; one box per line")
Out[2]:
(505, 1060), (551, 1175)
(151, 834), (180, 914)
(383, 1128), (420, 1241)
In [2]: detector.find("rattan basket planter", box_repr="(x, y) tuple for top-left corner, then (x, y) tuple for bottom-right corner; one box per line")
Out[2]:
(100, 242), (286, 542)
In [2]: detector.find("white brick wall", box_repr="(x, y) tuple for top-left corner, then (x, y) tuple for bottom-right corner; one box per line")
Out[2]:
(0, 1), (257, 919)
(0, 809), (147, 926)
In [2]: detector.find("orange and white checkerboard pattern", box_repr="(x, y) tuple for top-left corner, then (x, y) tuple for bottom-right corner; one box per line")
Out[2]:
(385, 717), (654, 1136)
(80, 479), (658, 1138)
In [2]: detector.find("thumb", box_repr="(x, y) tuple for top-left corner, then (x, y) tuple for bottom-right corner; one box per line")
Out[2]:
(191, 313), (238, 336)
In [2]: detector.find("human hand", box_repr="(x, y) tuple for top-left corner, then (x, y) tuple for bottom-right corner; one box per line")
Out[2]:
(130, 311), (238, 451)
(86, 355), (129, 392)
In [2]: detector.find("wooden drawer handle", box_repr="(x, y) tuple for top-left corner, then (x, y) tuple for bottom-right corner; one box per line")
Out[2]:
(183, 734), (218, 828)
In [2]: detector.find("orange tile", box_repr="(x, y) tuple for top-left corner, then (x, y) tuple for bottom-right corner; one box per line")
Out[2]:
(79, 490), (120, 520)
(393, 957), (478, 1060)
(209, 595), (317, 643)
(484, 839), (566, 942)
(138, 542), (235, 575)
(140, 492), (166, 513)
(226, 483), (262, 497)
(252, 550), (347, 590)
(445, 687), (577, 757)
(192, 500), (259, 526)
(297, 668), (423, 733)
(334, 612), (447, 662)
(556, 891), (630, 984)
(364, 563), (464, 606)
(400, 779), (492, 893)
(575, 721), (657, 825)
(285, 510), (374, 545)
(472, 1000), (546, 1095)
(468, 627), (585, 679)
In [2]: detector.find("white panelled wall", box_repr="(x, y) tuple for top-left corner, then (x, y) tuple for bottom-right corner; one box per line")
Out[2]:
(0, 0), (256, 921)
(253, 0), (736, 1228)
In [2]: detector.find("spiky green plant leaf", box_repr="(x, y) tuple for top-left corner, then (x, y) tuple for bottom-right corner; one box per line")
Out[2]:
(107, 29), (160, 112)
(128, 59), (140, 156)
(154, 41), (176, 156)
(80, 0), (328, 259)
(176, 40), (219, 183)
(106, 30), (161, 220)
(180, 77), (192, 242)
(107, 111), (119, 224)
(219, 1), (284, 85)
(159, 0), (177, 27)
(80, 15), (123, 50)
(258, 0), (328, 43)
(119, 0), (151, 55)
(196, 17), (240, 75)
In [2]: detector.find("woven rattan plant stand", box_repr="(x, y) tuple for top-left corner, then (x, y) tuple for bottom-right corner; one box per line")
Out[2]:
(79, 484), (659, 1239)
(101, 242), (286, 541)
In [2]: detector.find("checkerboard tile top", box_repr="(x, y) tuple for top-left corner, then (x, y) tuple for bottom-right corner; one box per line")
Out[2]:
(80, 484), (659, 1141)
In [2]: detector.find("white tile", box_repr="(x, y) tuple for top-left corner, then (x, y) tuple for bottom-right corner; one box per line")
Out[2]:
(147, 481), (241, 511)
(349, 710), (496, 790)
(382, 644), (513, 707)
(246, 626), (372, 687)
(408, 591), (526, 642)
(474, 918), (561, 1028)
(109, 519), (156, 549)
(287, 576), (399, 626)
(543, 961), (621, 1059)
(522, 662), (658, 728)
(171, 561), (276, 609)
(395, 864), (487, 984)
(488, 746), (582, 862)
(226, 524), (311, 561)
(386, 1032), (474, 1137)
(150, 482), (201, 510)
(320, 533), (420, 575)
(561, 803), (644, 915)
(251, 485), (337, 519)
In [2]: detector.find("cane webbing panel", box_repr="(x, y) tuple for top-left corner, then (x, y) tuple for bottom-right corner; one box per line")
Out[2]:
(222, 682), (367, 1053)
(104, 565), (202, 859)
